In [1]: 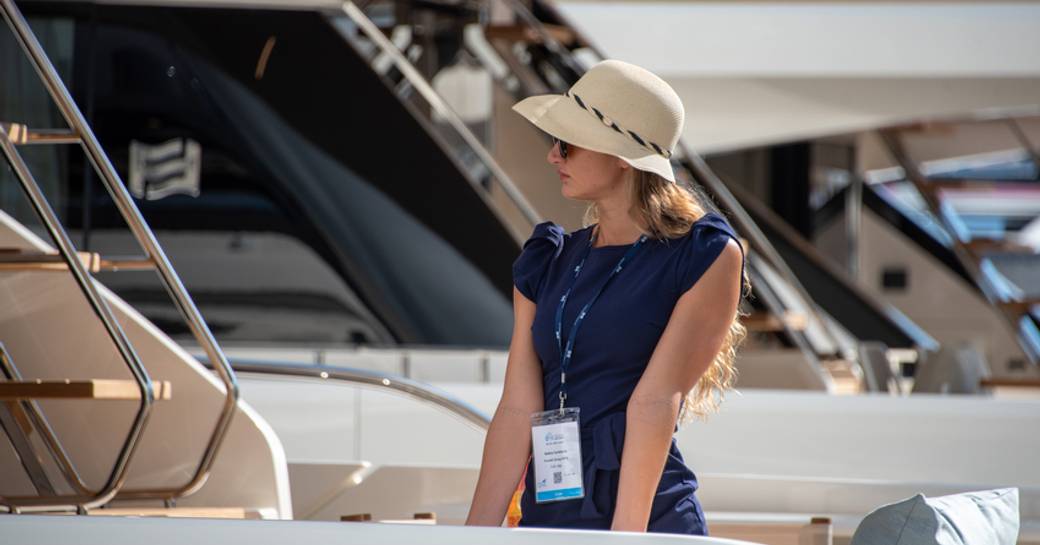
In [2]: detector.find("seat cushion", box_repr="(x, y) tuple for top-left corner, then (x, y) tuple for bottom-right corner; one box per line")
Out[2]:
(850, 488), (1019, 545)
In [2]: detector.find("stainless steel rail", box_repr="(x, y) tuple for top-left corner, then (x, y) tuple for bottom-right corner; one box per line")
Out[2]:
(338, 1), (542, 243)
(219, 359), (491, 430)
(0, 344), (94, 497)
(1, 0), (238, 508)
(0, 119), (155, 513)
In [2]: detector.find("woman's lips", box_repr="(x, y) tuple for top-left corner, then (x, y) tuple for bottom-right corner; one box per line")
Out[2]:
(558, 172), (569, 180)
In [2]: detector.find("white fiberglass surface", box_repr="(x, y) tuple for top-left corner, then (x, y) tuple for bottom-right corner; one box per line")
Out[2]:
(0, 210), (290, 516)
(0, 515), (764, 545)
(441, 384), (1040, 488)
(237, 374), (485, 467)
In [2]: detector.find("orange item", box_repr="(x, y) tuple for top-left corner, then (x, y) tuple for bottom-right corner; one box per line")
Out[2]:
(506, 465), (527, 527)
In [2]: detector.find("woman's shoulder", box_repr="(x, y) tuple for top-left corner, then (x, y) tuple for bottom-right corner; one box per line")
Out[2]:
(512, 220), (581, 302)
(524, 220), (593, 251)
(686, 211), (737, 239)
(656, 211), (735, 248)
(669, 211), (744, 294)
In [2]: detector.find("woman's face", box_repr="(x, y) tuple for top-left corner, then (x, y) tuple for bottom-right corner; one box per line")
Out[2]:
(547, 139), (631, 201)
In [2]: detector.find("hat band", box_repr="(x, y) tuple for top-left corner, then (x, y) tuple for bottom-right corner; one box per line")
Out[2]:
(564, 90), (673, 159)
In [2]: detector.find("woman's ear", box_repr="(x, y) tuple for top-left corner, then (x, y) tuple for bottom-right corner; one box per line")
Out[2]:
(617, 157), (631, 170)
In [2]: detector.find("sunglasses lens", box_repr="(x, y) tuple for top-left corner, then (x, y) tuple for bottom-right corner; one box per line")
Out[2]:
(553, 137), (569, 159)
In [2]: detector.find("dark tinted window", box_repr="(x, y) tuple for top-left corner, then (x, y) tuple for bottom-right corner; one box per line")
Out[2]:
(2, 4), (516, 347)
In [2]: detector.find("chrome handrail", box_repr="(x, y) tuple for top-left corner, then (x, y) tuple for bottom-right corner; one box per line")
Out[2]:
(0, 121), (154, 513)
(1, 0), (238, 508)
(0, 344), (93, 497)
(338, 1), (542, 243)
(217, 359), (491, 430)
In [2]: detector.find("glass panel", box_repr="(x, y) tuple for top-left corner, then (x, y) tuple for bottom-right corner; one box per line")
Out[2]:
(7, 6), (515, 348)
(0, 17), (74, 233)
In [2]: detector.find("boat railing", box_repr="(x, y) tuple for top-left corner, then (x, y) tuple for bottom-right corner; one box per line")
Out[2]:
(0, 0), (239, 511)
(213, 358), (491, 430)
(334, 1), (542, 244)
(877, 114), (1040, 365)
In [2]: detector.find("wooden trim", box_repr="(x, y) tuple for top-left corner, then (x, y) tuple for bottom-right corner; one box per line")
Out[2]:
(980, 378), (1040, 389)
(744, 311), (808, 332)
(485, 23), (575, 46)
(964, 238), (1035, 255)
(0, 249), (153, 273)
(0, 123), (79, 145)
(997, 299), (1039, 317)
(0, 379), (172, 400)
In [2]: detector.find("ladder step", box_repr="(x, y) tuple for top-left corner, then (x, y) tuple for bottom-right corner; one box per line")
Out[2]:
(997, 299), (1040, 317)
(926, 178), (1040, 192)
(980, 377), (1040, 389)
(0, 379), (172, 401)
(485, 23), (576, 46)
(0, 123), (80, 145)
(0, 248), (153, 273)
(886, 120), (959, 135)
(964, 238), (1036, 254)
(744, 310), (808, 332)
(820, 358), (863, 395)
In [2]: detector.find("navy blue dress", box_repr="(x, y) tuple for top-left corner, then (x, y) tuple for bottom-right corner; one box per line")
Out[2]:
(511, 212), (743, 535)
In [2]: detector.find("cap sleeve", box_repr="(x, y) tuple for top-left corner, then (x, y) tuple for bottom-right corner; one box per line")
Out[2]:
(512, 221), (565, 302)
(674, 212), (745, 295)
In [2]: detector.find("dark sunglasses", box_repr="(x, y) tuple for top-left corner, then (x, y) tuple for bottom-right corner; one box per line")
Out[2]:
(551, 136), (570, 159)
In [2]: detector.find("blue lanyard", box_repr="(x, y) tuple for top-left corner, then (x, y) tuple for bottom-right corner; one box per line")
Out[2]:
(554, 227), (649, 411)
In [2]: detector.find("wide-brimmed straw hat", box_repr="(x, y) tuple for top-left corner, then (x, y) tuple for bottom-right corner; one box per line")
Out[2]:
(512, 59), (684, 182)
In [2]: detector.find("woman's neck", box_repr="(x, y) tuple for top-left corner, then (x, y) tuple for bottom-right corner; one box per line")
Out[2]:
(592, 206), (647, 248)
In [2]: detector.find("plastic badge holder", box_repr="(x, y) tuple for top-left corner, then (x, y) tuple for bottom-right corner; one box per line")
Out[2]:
(530, 407), (585, 503)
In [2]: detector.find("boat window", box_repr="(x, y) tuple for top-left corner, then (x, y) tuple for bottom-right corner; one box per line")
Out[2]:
(1, 6), (514, 348)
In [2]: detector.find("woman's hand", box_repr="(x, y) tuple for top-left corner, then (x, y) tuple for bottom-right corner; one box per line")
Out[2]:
(465, 287), (544, 526)
(611, 239), (743, 532)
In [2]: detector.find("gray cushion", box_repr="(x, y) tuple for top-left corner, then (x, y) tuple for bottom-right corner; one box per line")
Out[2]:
(850, 488), (1019, 545)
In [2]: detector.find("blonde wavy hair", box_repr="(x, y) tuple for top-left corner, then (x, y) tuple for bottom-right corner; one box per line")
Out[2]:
(582, 169), (750, 424)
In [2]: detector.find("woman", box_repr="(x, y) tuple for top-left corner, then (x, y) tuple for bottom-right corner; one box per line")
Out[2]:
(465, 60), (748, 535)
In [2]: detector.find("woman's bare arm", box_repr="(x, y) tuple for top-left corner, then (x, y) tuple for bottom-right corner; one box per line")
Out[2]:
(466, 287), (545, 526)
(611, 240), (743, 532)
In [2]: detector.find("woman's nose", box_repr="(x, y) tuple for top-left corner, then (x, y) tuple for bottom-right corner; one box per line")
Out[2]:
(547, 142), (564, 165)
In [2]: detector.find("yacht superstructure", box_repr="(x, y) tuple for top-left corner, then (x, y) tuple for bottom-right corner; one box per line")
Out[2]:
(1, 1), (1037, 544)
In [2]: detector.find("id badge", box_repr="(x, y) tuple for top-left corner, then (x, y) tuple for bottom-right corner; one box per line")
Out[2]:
(530, 407), (584, 503)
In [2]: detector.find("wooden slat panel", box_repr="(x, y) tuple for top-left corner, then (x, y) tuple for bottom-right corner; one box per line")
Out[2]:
(0, 379), (171, 400)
